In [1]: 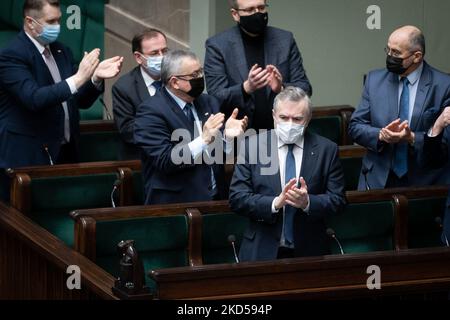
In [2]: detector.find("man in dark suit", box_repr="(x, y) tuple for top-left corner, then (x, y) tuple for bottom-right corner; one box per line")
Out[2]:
(134, 50), (248, 205)
(348, 26), (450, 190)
(112, 29), (169, 160)
(422, 107), (450, 245)
(229, 87), (346, 262)
(0, 0), (123, 202)
(204, 0), (312, 130)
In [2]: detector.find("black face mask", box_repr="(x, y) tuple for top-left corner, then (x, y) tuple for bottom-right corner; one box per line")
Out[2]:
(239, 12), (268, 36)
(386, 54), (414, 75)
(186, 77), (205, 98)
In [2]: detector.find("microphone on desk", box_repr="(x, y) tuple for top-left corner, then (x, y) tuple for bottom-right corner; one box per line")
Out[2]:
(111, 179), (121, 208)
(435, 217), (450, 247)
(100, 97), (113, 121)
(327, 228), (345, 255)
(42, 144), (54, 166)
(362, 165), (371, 191)
(227, 234), (240, 263)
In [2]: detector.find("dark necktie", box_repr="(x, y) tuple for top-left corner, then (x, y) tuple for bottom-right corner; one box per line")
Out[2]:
(284, 144), (296, 245)
(392, 77), (409, 178)
(184, 102), (195, 124)
(152, 80), (162, 90)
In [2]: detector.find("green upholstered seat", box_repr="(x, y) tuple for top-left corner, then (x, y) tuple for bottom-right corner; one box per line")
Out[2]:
(341, 156), (363, 191)
(327, 201), (395, 254)
(132, 171), (144, 205)
(78, 131), (120, 162)
(309, 116), (342, 145)
(0, 1), (13, 27)
(201, 212), (249, 264)
(408, 197), (447, 249)
(29, 173), (117, 247)
(0, 30), (17, 47)
(10, 0), (25, 30)
(95, 215), (189, 289)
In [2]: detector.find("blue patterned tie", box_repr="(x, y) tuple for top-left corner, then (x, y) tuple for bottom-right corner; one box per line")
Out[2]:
(184, 103), (195, 123)
(393, 77), (409, 178)
(284, 144), (297, 245)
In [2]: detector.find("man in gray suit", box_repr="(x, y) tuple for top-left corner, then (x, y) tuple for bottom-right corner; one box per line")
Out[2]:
(112, 29), (168, 160)
(204, 0), (312, 131)
(348, 25), (450, 190)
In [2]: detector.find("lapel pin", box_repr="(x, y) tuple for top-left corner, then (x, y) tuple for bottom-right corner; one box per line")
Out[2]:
(57, 50), (62, 53)
(311, 152), (315, 156)
(204, 113), (209, 117)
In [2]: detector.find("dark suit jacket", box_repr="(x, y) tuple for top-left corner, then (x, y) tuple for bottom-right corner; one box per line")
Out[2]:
(112, 66), (151, 160)
(229, 130), (346, 261)
(423, 128), (450, 244)
(204, 26), (312, 127)
(134, 88), (227, 205)
(0, 30), (102, 168)
(348, 62), (450, 190)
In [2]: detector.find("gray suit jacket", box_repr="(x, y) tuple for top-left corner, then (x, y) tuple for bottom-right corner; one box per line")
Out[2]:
(204, 26), (312, 126)
(229, 131), (346, 261)
(348, 62), (450, 190)
(112, 66), (151, 160)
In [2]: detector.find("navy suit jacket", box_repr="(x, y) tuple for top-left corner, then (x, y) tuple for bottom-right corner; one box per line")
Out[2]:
(229, 131), (346, 261)
(112, 66), (150, 160)
(134, 88), (227, 205)
(0, 30), (102, 168)
(204, 26), (312, 126)
(423, 128), (450, 244)
(348, 62), (450, 190)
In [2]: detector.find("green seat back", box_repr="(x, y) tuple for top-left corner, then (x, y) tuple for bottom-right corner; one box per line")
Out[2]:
(309, 116), (342, 145)
(202, 212), (249, 264)
(0, 30), (18, 47)
(78, 131), (120, 162)
(11, 0), (25, 30)
(132, 171), (144, 205)
(29, 173), (117, 247)
(408, 197), (447, 248)
(95, 215), (189, 289)
(0, 1), (13, 27)
(327, 201), (395, 254)
(341, 156), (362, 191)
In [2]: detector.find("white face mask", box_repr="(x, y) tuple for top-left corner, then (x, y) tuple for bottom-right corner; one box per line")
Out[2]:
(275, 120), (305, 144)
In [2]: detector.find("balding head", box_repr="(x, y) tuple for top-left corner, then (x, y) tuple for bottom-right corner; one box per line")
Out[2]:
(389, 25), (425, 56)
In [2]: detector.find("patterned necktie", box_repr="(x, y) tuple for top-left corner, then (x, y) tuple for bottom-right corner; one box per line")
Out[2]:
(184, 102), (195, 124)
(392, 77), (409, 178)
(43, 47), (70, 143)
(152, 80), (162, 90)
(284, 144), (297, 245)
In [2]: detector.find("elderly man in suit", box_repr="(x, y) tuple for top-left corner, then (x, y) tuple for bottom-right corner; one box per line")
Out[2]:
(134, 49), (248, 205)
(229, 87), (346, 261)
(204, 0), (312, 131)
(348, 25), (450, 190)
(112, 29), (169, 160)
(0, 0), (123, 201)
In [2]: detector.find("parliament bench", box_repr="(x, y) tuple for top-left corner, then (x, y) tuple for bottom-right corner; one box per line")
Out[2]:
(79, 120), (121, 162)
(339, 145), (366, 191)
(7, 160), (140, 247)
(309, 105), (355, 145)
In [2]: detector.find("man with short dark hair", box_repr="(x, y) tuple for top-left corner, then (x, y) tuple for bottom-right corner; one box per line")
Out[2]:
(0, 0), (123, 201)
(112, 29), (169, 160)
(348, 25), (450, 190)
(204, 0), (312, 131)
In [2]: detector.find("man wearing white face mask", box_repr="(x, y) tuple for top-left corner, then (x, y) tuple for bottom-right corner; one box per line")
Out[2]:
(112, 29), (169, 160)
(229, 87), (346, 261)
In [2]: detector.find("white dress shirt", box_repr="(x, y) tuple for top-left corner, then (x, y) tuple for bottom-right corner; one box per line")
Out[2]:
(140, 67), (159, 97)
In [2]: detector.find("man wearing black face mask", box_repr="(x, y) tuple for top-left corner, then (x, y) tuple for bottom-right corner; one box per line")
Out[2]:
(349, 25), (450, 190)
(204, 0), (312, 131)
(134, 50), (248, 205)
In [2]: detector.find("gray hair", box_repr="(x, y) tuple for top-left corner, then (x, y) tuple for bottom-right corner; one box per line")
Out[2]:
(161, 49), (199, 85)
(409, 30), (426, 56)
(273, 86), (313, 118)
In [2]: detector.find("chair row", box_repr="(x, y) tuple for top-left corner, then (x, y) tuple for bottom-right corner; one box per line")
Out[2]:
(76, 105), (356, 162)
(68, 186), (449, 291)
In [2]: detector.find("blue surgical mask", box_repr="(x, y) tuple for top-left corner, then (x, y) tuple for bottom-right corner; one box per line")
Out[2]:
(144, 55), (163, 78)
(33, 19), (60, 45)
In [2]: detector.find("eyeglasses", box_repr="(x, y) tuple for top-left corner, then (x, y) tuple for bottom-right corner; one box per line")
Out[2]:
(234, 4), (268, 15)
(174, 68), (204, 80)
(384, 46), (420, 58)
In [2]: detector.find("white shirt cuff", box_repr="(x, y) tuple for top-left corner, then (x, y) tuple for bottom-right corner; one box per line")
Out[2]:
(188, 136), (208, 159)
(91, 76), (104, 90)
(427, 127), (436, 137)
(66, 77), (78, 94)
(303, 195), (310, 214)
(271, 197), (280, 214)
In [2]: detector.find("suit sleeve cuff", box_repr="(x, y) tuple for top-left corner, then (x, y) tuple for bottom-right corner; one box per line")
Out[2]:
(303, 195), (310, 214)
(91, 76), (104, 91)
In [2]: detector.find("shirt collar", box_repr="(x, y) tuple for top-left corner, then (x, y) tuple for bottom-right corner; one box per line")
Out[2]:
(25, 31), (46, 55)
(165, 87), (191, 110)
(140, 66), (157, 87)
(400, 62), (424, 86)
